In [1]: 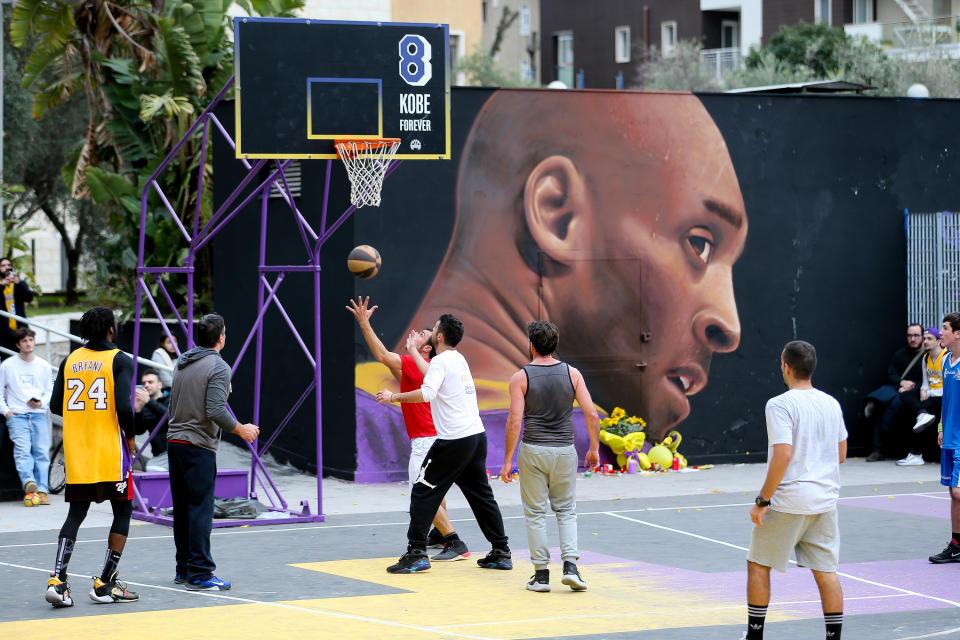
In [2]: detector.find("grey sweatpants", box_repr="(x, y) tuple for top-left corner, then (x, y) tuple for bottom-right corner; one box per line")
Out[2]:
(518, 441), (579, 569)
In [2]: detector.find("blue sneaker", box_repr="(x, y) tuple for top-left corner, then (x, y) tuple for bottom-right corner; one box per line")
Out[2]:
(174, 573), (186, 585)
(186, 575), (231, 591)
(386, 549), (430, 574)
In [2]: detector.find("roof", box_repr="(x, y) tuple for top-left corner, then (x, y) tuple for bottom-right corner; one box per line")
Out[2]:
(724, 80), (874, 94)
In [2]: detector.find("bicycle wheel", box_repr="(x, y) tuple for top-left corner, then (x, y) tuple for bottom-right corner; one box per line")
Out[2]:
(48, 439), (66, 494)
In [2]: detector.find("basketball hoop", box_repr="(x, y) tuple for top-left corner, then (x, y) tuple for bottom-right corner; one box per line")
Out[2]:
(334, 138), (401, 208)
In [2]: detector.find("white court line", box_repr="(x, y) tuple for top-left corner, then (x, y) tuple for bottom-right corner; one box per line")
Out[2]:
(0, 489), (946, 550)
(896, 627), (960, 639)
(0, 560), (498, 640)
(604, 512), (960, 608)
(436, 594), (910, 629)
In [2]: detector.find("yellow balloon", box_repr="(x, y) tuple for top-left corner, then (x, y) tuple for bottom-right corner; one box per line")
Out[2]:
(648, 444), (673, 469)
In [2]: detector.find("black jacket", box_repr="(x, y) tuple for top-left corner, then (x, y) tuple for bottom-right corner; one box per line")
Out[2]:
(887, 346), (924, 386)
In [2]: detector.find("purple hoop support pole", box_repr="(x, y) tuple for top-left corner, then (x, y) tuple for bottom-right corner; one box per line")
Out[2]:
(130, 75), (398, 527)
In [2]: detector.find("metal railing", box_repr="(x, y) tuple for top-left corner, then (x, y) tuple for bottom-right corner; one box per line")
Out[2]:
(906, 210), (960, 327)
(846, 15), (960, 49)
(701, 47), (742, 83)
(0, 309), (173, 373)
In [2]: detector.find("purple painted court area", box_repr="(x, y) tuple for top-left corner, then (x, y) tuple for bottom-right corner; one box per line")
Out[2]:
(560, 551), (956, 618)
(355, 390), (602, 482)
(841, 493), (949, 519)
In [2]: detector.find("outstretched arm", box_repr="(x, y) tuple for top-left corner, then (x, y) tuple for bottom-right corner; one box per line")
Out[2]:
(346, 296), (401, 381)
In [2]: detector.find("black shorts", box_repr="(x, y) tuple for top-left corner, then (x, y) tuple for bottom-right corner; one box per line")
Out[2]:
(65, 473), (133, 503)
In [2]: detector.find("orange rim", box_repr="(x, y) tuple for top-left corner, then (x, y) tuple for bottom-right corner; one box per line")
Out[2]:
(334, 138), (401, 158)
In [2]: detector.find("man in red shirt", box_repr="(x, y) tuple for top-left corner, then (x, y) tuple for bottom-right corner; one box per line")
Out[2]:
(347, 297), (466, 560)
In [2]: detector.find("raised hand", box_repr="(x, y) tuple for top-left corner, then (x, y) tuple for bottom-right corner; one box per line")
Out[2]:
(345, 296), (377, 325)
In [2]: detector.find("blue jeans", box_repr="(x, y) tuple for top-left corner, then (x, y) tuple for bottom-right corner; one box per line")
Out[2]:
(7, 412), (50, 493)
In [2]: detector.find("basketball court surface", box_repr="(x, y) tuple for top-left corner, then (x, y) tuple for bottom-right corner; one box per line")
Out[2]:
(1, 460), (957, 640)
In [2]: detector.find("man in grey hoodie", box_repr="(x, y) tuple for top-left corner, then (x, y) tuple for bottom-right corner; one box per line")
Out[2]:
(167, 314), (259, 591)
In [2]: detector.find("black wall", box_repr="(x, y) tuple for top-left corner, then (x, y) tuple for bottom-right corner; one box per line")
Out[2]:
(208, 88), (959, 475)
(210, 101), (357, 478)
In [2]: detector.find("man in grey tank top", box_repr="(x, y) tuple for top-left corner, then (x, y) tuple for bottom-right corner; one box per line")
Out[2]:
(500, 321), (600, 592)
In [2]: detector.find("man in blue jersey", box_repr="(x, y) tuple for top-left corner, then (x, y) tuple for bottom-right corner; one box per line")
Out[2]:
(930, 312), (960, 564)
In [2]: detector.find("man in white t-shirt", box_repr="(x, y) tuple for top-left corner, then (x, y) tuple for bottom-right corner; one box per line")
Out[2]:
(376, 313), (510, 574)
(0, 328), (54, 505)
(742, 340), (848, 640)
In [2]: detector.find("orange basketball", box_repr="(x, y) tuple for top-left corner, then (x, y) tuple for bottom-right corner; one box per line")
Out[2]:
(347, 245), (381, 279)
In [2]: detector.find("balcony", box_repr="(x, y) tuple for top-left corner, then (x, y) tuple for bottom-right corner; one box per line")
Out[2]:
(701, 47), (743, 82)
(845, 15), (960, 58)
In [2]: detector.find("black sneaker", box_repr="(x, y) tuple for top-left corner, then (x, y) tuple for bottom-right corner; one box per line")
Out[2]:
(865, 450), (885, 462)
(476, 547), (512, 570)
(561, 560), (587, 591)
(174, 572), (186, 585)
(526, 569), (550, 592)
(387, 549), (431, 574)
(929, 540), (960, 564)
(45, 574), (73, 608)
(426, 528), (446, 549)
(89, 576), (140, 603)
(431, 538), (470, 561)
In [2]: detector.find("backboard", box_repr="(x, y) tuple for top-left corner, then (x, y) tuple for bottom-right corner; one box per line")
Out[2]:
(234, 18), (450, 160)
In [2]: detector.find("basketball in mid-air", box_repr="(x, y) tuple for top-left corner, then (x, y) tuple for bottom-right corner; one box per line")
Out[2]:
(347, 245), (381, 279)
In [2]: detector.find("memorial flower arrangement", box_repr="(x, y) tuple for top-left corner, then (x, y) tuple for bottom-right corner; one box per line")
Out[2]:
(598, 407), (687, 472)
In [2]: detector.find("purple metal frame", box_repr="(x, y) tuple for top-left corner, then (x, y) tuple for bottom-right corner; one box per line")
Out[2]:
(130, 77), (401, 527)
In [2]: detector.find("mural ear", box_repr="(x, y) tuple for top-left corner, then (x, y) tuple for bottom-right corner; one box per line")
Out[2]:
(524, 155), (592, 263)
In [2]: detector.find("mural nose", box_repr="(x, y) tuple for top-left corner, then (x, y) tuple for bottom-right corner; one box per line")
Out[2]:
(694, 273), (740, 353)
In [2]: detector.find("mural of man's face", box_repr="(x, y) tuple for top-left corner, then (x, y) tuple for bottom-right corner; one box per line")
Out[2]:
(553, 99), (748, 438)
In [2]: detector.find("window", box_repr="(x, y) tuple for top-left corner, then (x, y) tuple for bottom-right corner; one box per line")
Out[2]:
(520, 3), (531, 36)
(615, 26), (630, 63)
(556, 33), (574, 87)
(721, 20), (738, 49)
(449, 32), (465, 85)
(934, 0), (950, 17)
(815, 0), (831, 25)
(853, 0), (872, 23)
(660, 21), (676, 56)
(520, 59), (532, 82)
(482, 1), (487, 23)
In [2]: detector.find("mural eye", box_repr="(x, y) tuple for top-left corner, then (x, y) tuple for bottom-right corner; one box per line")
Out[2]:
(686, 228), (715, 264)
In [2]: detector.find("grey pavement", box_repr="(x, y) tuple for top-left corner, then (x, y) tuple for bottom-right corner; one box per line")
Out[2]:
(0, 444), (943, 535)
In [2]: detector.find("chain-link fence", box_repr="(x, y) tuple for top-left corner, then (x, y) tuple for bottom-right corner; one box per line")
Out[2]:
(906, 210), (960, 327)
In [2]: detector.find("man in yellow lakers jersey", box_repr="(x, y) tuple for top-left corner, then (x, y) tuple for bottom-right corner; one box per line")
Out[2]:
(896, 327), (949, 466)
(44, 307), (144, 607)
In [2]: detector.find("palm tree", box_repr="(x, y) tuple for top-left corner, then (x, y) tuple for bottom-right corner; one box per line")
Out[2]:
(11, 0), (304, 308)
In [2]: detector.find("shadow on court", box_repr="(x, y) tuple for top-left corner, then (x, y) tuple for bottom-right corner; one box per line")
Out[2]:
(0, 482), (957, 640)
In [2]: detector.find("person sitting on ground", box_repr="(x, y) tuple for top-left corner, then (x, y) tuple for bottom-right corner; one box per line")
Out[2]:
(896, 327), (946, 466)
(863, 323), (924, 461)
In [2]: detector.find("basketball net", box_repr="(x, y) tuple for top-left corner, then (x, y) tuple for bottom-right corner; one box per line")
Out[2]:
(334, 138), (401, 208)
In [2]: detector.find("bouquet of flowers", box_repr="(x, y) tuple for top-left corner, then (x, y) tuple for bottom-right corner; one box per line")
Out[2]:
(598, 407), (647, 469)
(599, 407), (646, 437)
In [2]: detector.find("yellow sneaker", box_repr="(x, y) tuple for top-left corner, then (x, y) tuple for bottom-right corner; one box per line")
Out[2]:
(90, 576), (140, 603)
(37, 492), (51, 505)
(45, 574), (73, 607)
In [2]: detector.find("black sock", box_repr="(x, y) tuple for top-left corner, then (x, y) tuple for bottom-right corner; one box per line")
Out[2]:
(952, 533), (960, 545)
(100, 549), (122, 582)
(746, 603), (767, 640)
(824, 611), (843, 639)
(54, 537), (75, 581)
(443, 532), (460, 543)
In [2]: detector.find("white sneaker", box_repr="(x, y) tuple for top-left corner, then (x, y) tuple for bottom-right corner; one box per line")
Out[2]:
(913, 412), (937, 432)
(896, 452), (925, 466)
